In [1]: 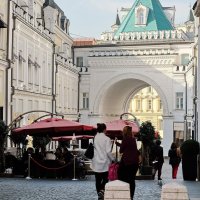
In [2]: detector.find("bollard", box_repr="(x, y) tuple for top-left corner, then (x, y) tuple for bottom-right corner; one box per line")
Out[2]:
(72, 154), (78, 181)
(161, 182), (189, 200)
(104, 180), (131, 200)
(26, 154), (32, 180)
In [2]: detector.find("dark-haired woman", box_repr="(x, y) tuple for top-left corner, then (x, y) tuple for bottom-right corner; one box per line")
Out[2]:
(116, 126), (139, 200)
(92, 123), (114, 200)
(168, 142), (181, 179)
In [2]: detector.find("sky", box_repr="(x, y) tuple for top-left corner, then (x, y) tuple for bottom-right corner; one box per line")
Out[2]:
(55, 0), (196, 39)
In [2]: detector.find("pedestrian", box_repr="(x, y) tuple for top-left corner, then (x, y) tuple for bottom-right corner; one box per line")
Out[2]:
(168, 142), (181, 179)
(152, 140), (164, 180)
(115, 126), (139, 200)
(92, 123), (114, 200)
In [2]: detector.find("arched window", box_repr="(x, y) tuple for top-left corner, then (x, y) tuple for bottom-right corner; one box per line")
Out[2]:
(57, 13), (60, 26)
(135, 4), (149, 26)
(137, 8), (144, 24)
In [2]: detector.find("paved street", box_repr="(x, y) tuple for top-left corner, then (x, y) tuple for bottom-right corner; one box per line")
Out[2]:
(0, 159), (200, 200)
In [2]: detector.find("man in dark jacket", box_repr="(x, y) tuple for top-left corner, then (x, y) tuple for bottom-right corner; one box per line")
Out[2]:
(152, 140), (164, 180)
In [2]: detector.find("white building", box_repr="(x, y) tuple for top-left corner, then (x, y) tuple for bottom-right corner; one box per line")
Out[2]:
(193, 0), (200, 143)
(0, 0), (8, 121)
(43, 0), (79, 120)
(5, 0), (78, 148)
(74, 0), (196, 155)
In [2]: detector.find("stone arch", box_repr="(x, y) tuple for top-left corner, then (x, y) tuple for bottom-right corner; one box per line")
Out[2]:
(93, 73), (169, 116)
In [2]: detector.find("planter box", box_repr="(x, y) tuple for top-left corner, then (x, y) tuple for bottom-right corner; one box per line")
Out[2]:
(0, 173), (14, 178)
(140, 166), (152, 176)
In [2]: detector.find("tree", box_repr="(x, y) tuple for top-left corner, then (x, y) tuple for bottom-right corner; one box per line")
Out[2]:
(33, 135), (51, 149)
(138, 121), (155, 166)
(0, 120), (8, 173)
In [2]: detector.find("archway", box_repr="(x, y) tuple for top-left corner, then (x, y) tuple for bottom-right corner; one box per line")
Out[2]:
(93, 73), (169, 117)
(91, 73), (172, 155)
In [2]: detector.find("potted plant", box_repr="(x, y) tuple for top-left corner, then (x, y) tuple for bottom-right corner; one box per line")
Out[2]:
(137, 121), (155, 175)
(180, 139), (200, 181)
(0, 120), (8, 173)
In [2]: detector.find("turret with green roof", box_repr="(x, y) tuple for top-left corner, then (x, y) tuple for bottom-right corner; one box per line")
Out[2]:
(114, 0), (174, 38)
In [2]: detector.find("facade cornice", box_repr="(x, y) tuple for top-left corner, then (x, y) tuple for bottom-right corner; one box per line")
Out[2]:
(14, 15), (53, 43)
(88, 55), (176, 67)
(101, 30), (190, 42)
(14, 89), (52, 98)
(89, 48), (177, 57)
(13, 3), (53, 43)
(55, 54), (78, 74)
(54, 26), (73, 42)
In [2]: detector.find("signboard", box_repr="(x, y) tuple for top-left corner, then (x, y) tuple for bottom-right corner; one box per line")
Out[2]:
(173, 122), (184, 131)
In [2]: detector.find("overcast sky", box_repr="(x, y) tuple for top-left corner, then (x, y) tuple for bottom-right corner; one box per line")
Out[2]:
(55, 0), (195, 39)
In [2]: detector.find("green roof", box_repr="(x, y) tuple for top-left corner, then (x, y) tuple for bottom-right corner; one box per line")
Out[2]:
(115, 0), (174, 37)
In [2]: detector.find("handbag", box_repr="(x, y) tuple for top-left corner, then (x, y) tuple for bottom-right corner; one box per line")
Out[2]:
(84, 143), (94, 159)
(108, 162), (119, 181)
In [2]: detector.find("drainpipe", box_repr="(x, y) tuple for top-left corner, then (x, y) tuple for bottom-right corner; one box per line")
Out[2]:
(193, 56), (198, 141)
(184, 73), (188, 140)
(52, 43), (56, 114)
(77, 73), (80, 122)
(72, 46), (80, 122)
(6, 0), (15, 125)
(54, 62), (58, 114)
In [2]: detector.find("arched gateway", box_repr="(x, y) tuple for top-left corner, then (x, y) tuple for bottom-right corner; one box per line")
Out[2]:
(73, 0), (195, 155)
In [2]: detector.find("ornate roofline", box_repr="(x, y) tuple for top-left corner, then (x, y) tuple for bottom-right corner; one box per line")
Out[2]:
(101, 29), (189, 42)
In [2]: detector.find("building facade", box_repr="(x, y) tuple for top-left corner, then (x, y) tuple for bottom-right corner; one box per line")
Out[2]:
(74, 0), (196, 154)
(128, 86), (163, 138)
(193, 0), (200, 143)
(5, 0), (78, 148)
(0, 0), (8, 121)
(43, 0), (79, 120)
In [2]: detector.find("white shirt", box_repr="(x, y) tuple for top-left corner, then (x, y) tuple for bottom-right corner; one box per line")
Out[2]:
(92, 132), (114, 172)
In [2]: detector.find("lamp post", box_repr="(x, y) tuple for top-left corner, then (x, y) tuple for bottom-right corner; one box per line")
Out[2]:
(71, 133), (79, 180)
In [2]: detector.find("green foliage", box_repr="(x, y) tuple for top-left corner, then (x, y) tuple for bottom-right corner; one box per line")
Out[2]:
(138, 121), (155, 145)
(59, 140), (70, 148)
(9, 134), (27, 145)
(33, 135), (51, 149)
(181, 139), (200, 156)
(0, 120), (7, 139)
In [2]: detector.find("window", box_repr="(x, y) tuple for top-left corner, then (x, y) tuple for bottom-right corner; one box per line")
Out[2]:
(137, 9), (144, 24)
(34, 65), (39, 85)
(148, 86), (151, 93)
(28, 62), (32, 84)
(147, 99), (152, 110)
(18, 99), (23, 113)
(135, 5), (149, 26)
(158, 99), (162, 110)
(28, 100), (33, 110)
(181, 54), (189, 65)
(158, 119), (163, 130)
(18, 59), (24, 81)
(83, 93), (89, 109)
(136, 100), (141, 110)
(176, 92), (183, 109)
(76, 57), (83, 67)
(34, 100), (39, 110)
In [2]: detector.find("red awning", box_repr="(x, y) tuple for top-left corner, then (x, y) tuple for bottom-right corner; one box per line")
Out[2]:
(105, 119), (139, 139)
(11, 118), (95, 137)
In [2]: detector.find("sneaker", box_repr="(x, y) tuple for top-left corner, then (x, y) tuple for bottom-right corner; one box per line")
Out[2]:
(158, 178), (162, 180)
(98, 190), (104, 200)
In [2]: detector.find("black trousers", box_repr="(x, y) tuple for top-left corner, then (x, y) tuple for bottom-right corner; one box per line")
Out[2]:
(118, 163), (138, 199)
(94, 171), (109, 194)
(153, 162), (163, 179)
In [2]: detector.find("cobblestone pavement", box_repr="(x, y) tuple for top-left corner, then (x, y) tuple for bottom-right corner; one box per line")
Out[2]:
(0, 159), (198, 200)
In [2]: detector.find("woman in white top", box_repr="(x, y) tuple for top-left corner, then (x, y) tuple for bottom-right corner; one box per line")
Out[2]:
(92, 123), (114, 199)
